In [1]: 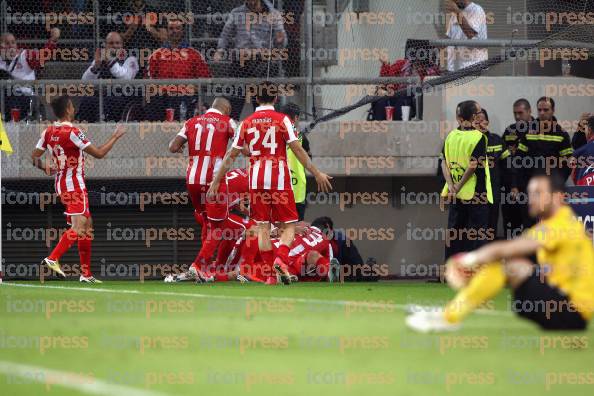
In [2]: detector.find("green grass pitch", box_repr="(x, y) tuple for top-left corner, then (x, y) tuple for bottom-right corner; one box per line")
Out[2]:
(0, 281), (592, 396)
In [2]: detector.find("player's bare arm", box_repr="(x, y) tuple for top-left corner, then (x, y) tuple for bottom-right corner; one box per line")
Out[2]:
(453, 235), (542, 270)
(287, 140), (333, 192)
(31, 148), (51, 175)
(168, 135), (186, 153)
(83, 124), (126, 159)
(441, 160), (457, 201)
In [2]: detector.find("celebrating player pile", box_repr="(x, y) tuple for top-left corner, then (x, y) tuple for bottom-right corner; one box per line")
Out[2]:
(167, 82), (334, 285)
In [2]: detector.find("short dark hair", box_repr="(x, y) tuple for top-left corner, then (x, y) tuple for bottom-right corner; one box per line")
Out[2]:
(51, 96), (71, 119)
(587, 115), (594, 132)
(532, 170), (566, 193)
(537, 96), (555, 110)
(456, 100), (479, 121)
(478, 108), (489, 121)
(312, 216), (333, 231)
(256, 81), (277, 104)
(513, 98), (531, 110)
(278, 102), (301, 120)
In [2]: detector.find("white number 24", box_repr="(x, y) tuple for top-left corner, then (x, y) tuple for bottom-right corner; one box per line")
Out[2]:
(247, 126), (277, 155)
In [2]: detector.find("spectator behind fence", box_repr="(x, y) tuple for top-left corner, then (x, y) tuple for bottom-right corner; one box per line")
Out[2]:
(572, 116), (594, 186)
(121, 0), (167, 49)
(572, 112), (593, 150)
(78, 32), (140, 122)
(147, 19), (211, 121)
(445, 0), (488, 72)
(0, 28), (60, 121)
(371, 40), (440, 121)
(214, 0), (288, 120)
(120, 0), (167, 76)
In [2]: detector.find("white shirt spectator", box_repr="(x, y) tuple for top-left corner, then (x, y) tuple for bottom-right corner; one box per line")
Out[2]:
(446, 2), (488, 72)
(82, 56), (139, 80)
(0, 50), (36, 95)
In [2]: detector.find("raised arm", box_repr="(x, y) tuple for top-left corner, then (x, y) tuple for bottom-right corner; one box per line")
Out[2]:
(457, 235), (542, 269)
(83, 125), (126, 159)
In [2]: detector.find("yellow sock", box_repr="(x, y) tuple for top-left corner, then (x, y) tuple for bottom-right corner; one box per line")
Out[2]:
(444, 261), (506, 323)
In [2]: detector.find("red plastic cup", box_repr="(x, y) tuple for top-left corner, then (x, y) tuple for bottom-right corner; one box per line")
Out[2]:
(165, 108), (174, 122)
(385, 106), (395, 121)
(11, 108), (20, 122)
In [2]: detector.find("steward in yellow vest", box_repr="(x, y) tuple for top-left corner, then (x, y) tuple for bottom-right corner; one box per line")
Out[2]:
(441, 101), (493, 259)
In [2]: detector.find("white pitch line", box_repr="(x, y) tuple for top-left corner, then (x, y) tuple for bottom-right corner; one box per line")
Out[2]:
(0, 360), (169, 396)
(1, 282), (510, 317)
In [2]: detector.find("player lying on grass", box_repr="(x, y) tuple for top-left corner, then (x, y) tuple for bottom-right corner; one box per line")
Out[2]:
(203, 222), (340, 284)
(190, 168), (250, 280)
(406, 172), (594, 332)
(31, 95), (126, 283)
(208, 81), (333, 285)
(270, 223), (340, 283)
(165, 221), (339, 284)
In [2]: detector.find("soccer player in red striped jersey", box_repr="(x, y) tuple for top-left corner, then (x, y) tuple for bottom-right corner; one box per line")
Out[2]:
(168, 97), (236, 279)
(208, 82), (333, 285)
(31, 96), (126, 283)
(272, 225), (336, 282)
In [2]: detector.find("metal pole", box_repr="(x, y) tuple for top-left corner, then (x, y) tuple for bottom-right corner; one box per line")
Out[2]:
(93, 0), (104, 121)
(185, 0), (192, 46)
(0, 76), (421, 88)
(0, 85), (4, 120)
(305, 0), (314, 120)
(1, 1), (7, 34)
(98, 79), (104, 122)
(93, 0), (100, 49)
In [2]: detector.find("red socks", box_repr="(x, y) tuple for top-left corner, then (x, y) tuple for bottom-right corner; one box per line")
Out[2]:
(194, 211), (209, 242)
(48, 229), (93, 277)
(276, 245), (290, 264)
(315, 256), (330, 278)
(215, 273), (229, 282)
(78, 237), (92, 277)
(48, 229), (78, 261)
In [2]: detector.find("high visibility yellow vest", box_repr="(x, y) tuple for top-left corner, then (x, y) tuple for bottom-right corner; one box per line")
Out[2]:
(441, 128), (493, 203)
(288, 133), (307, 203)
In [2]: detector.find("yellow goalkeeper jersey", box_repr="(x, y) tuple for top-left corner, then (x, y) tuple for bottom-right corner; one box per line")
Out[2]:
(525, 205), (594, 320)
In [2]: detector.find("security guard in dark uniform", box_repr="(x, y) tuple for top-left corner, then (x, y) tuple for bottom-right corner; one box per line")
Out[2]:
(441, 100), (493, 260)
(476, 109), (510, 239)
(516, 97), (573, 229)
(501, 98), (534, 238)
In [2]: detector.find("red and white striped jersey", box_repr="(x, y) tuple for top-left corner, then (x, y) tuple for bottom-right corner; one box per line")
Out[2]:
(232, 105), (298, 191)
(272, 226), (333, 259)
(36, 121), (91, 195)
(225, 168), (249, 209)
(178, 108), (236, 185)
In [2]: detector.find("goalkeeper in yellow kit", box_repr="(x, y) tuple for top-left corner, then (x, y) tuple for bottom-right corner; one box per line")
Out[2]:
(407, 171), (594, 332)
